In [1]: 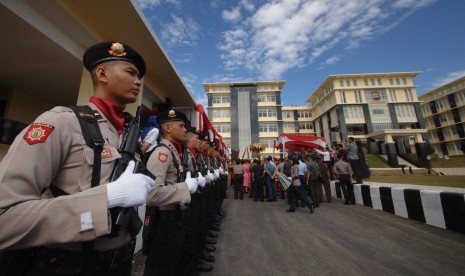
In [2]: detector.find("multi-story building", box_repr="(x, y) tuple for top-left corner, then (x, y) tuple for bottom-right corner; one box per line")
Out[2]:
(307, 72), (430, 167)
(204, 81), (313, 159)
(419, 75), (465, 156)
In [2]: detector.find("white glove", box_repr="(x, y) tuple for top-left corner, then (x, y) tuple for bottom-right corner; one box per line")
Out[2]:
(219, 167), (224, 174)
(186, 171), (198, 194)
(207, 171), (214, 183)
(214, 169), (220, 179)
(225, 171), (229, 176)
(107, 161), (154, 208)
(197, 172), (206, 188)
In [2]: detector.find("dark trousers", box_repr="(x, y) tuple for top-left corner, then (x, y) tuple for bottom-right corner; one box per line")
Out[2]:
(253, 177), (264, 201)
(144, 216), (187, 276)
(339, 175), (355, 204)
(233, 174), (244, 199)
(349, 159), (363, 183)
(264, 175), (276, 201)
(307, 178), (318, 206)
(287, 185), (313, 211)
(317, 177), (332, 202)
(5, 242), (135, 276)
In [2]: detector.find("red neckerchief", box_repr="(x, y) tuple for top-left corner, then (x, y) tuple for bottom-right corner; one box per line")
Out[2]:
(189, 147), (198, 158)
(89, 97), (125, 135)
(171, 141), (183, 157)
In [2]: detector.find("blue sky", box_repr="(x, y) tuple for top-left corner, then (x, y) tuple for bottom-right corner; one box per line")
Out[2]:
(135, 0), (465, 106)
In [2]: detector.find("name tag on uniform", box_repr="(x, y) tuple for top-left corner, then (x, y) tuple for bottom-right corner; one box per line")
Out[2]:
(80, 211), (93, 231)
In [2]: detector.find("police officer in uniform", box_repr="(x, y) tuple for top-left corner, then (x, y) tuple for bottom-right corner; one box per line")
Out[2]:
(0, 42), (154, 275)
(143, 110), (202, 276)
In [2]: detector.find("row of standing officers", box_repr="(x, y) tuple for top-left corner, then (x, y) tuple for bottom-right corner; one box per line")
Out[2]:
(0, 41), (228, 275)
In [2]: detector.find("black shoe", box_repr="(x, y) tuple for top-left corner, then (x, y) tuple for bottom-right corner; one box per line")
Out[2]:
(206, 237), (217, 244)
(201, 252), (216, 263)
(206, 245), (216, 252)
(343, 202), (350, 205)
(211, 225), (221, 232)
(208, 231), (218, 238)
(196, 261), (213, 272)
(309, 205), (314, 214)
(286, 209), (295, 212)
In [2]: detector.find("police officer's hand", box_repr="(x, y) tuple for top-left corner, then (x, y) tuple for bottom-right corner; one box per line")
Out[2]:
(185, 171), (198, 194)
(207, 171), (215, 183)
(214, 169), (220, 179)
(197, 172), (206, 188)
(106, 161), (154, 208)
(219, 167), (224, 174)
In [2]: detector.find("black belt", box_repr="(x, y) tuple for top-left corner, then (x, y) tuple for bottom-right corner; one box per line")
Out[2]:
(158, 209), (188, 220)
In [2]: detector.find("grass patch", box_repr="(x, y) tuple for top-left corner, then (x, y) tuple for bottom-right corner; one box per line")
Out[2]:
(369, 174), (465, 189)
(365, 154), (390, 168)
(430, 155), (465, 168)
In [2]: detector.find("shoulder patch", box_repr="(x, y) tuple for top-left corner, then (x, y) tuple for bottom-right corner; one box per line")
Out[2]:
(23, 123), (54, 145)
(158, 152), (168, 163)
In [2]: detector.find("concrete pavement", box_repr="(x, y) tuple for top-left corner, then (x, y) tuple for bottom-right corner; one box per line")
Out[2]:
(132, 187), (465, 275)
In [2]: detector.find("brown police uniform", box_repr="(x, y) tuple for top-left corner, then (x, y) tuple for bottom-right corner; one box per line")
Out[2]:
(0, 41), (148, 275)
(145, 138), (191, 208)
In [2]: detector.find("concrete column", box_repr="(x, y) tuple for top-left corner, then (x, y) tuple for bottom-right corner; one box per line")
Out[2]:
(368, 139), (378, 154)
(403, 136), (412, 153)
(415, 142), (431, 168)
(396, 138), (406, 155)
(385, 142), (399, 167)
(378, 141), (386, 155)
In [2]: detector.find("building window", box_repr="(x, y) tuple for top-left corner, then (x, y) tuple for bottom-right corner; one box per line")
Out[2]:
(364, 79), (369, 86)
(297, 110), (311, 118)
(212, 109), (231, 118)
(212, 123), (231, 133)
(377, 79), (382, 85)
(340, 91), (346, 103)
(404, 89), (413, 101)
(402, 78), (407, 85)
(389, 78), (394, 85)
(212, 95), (230, 104)
(339, 80), (344, 87)
(259, 139), (275, 148)
(389, 89), (397, 102)
(353, 79), (358, 86)
(346, 80), (351, 87)
(439, 114), (447, 123)
(258, 108), (277, 118)
(396, 78), (400, 85)
(371, 79), (376, 86)
(283, 111), (294, 119)
(283, 123), (295, 132)
(298, 123), (313, 130)
(257, 93), (276, 103)
(355, 90), (362, 103)
(259, 123), (278, 133)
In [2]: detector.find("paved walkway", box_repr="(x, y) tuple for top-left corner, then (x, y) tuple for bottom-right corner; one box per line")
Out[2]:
(132, 186), (465, 276)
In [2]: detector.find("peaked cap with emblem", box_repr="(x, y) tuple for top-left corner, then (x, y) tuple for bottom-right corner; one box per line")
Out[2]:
(156, 110), (187, 125)
(83, 41), (146, 77)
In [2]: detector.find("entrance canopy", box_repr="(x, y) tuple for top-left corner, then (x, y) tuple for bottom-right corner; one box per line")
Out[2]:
(274, 133), (327, 152)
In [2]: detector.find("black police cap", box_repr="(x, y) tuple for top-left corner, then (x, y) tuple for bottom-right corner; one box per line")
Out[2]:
(156, 110), (187, 125)
(83, 42), (146, 77)
(186, 127), (201, 137)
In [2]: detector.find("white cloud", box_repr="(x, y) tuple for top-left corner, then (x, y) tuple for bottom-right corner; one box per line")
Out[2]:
(218, 0), (437, 80)
(240, 0), (255, 12)
(160, 14), (199, 47)
(431, 70), (465, 88)
(222, 7), (242, 22)
(134, 0), (161, 9)
(323, 55), (340, 65)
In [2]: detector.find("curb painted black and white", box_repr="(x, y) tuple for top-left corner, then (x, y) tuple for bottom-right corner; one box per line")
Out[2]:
(330, 181), (465, 235)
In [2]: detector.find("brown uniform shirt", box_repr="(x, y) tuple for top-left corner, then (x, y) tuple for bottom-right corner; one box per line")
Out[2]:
(0, 103), (133, 251)
(146, 139), (190, 210)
